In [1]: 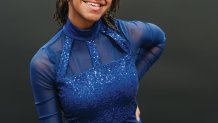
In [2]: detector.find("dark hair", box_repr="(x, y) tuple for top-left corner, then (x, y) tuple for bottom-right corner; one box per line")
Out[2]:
(53, 0), (120, 31)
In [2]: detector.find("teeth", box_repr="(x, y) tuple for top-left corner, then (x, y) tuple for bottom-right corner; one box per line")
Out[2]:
(86, 2), (100, 7)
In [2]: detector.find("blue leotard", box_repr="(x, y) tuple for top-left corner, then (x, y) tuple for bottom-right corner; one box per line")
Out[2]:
(29, 17), (166, 123)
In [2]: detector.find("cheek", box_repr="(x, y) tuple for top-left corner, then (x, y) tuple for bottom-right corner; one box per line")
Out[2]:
(107, 0), (113, 6)
(72, 1), (87, 15)
(102, 1), (112, 14)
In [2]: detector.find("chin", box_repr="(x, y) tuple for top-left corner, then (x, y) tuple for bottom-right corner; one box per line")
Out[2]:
(84, 15), (102, 23)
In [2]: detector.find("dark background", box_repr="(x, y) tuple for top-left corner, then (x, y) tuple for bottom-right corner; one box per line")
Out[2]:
(0, 0), (217, 123)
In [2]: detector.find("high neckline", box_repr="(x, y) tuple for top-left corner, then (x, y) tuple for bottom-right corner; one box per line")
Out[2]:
(63, 17), (103, 41)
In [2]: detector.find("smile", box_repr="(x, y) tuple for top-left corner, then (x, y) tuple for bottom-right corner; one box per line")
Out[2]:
(82, 0), (103, 8)
(86, 2), (100, 7)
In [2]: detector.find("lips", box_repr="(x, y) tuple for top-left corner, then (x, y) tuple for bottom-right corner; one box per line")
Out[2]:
(82, 0), (105, 7)
(86, 2), (100, 7)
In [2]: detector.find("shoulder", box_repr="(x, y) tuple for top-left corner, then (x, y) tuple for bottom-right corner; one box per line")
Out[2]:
(115, 18), (166, 42)
(30, 45), (53, 78)
(30, 48), (56, 89)
(115, 18), (165, 34)
(30, 29), (64, 68)
(30, 29), (65, 85)
(116, 19), (146, 32)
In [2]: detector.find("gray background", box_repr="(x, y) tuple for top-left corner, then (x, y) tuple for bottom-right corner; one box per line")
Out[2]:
(0, 0), (217, 123)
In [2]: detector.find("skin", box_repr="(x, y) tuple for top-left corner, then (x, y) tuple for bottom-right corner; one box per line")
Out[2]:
(67, 0), (141, 121)
(68, 0), (112, 29)
(136, 105), (141, 121)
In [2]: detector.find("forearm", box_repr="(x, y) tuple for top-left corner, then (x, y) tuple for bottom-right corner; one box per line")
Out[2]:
(136, 42), (165, 80)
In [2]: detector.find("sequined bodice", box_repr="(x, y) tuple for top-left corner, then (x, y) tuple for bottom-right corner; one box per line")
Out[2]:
(55, 26), (139, 122)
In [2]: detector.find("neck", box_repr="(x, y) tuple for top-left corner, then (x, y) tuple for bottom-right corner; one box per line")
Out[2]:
(62, 17), (103, 41)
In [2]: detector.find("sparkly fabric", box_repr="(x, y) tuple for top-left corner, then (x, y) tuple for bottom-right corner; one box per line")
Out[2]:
(56, 37), (138, 122)
(86, 40), (101, 67)
(29, 17), (166, 123)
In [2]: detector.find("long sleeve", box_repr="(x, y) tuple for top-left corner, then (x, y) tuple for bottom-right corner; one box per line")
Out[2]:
(29, 47), (63, 123)
(117, 20), (166, 81)
(135, 22), (166, 81)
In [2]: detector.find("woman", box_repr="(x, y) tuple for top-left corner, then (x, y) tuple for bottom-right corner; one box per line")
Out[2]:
(29, 0), (166, 123)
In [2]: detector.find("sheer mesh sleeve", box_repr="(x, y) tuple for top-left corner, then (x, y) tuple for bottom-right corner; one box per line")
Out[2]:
(117, 20), (166, 81)
(29, 47), (63, 123)
(136, 22), (166, 81)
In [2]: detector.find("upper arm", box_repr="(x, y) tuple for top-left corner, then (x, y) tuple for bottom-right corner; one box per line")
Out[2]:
(29, 48), (63, 123)
(117, 19), (166, 80)
(140, 22), (166, 49)
(116, 19), (166, 52)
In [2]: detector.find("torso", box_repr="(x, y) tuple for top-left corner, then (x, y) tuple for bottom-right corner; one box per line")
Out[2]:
(55, 25), (140, 123)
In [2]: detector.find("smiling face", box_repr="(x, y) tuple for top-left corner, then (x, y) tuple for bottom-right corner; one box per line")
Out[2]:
(68, 0), (112, 28)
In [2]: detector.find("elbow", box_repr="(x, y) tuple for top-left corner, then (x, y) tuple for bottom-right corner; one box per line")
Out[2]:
(147, 23), (166, 48)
